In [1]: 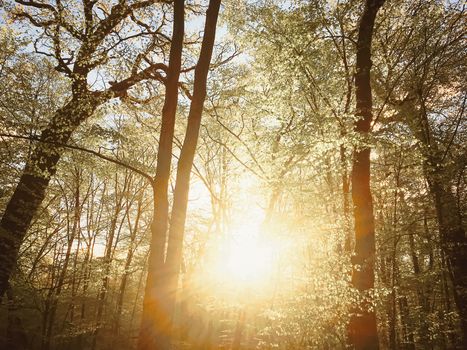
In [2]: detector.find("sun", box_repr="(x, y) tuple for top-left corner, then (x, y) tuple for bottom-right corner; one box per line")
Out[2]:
(205, 217), (279, 291)
(224, 232), (274, 284)
(191, 178), (281, 292)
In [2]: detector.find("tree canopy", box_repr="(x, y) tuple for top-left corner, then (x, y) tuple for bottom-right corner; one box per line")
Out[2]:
(0, 0), (466, 349)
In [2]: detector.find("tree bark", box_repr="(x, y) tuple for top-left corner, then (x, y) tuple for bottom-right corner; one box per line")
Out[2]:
(137, 1), (185, 349)
(348, 1), (385, 349)
(0, 0), (166, 296)
(164, 0), (221, 336)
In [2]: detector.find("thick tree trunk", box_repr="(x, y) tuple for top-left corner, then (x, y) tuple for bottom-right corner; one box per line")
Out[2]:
(348, 1), (385, 349)
(137, 1), (184, 349)
(0, 2), (163, 296)
(164, 0), (221, 335)
(0, 92), (98, 297)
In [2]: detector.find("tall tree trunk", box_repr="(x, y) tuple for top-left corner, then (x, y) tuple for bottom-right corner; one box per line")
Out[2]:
(0, 3), (165, 295)
(341, 143), (352, 253)
(400, 89), (467, 344)
(137, 1), (185, 349)
(348, 1), (385, 349)
(164, 0), (221, 336)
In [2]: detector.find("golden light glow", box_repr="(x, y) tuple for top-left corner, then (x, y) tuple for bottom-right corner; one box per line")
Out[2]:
(190, 176), (283, 295)
(223, 229), (274, 284)
(204, 217), (281, 292)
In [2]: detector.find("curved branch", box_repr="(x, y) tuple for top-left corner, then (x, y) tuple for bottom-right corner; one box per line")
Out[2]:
(0, 133), (155, 185)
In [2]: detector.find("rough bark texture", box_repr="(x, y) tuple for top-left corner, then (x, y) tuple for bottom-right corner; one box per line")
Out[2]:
(164, 0), (221, 333)
(137, 1), (185, 349)
(348, 0), (385, 349)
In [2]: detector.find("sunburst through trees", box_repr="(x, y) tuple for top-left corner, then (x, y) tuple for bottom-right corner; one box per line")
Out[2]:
(0, 0), (466, 349)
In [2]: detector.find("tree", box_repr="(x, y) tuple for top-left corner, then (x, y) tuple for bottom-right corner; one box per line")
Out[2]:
(138, 0), (221, 348)
(0, 0), (171, 296)
(164, 0), (221, 336)
(373, 1), (467, 343)
(348, 1), (385, 349)
(1, 1), (466, 349)
(138, 0), (184, 348)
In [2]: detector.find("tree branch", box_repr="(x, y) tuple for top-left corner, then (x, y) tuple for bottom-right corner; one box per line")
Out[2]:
(0, 133), (155, 185)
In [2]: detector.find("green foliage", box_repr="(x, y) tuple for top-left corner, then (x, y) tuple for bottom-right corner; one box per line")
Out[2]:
(0, 1), (466, 349)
